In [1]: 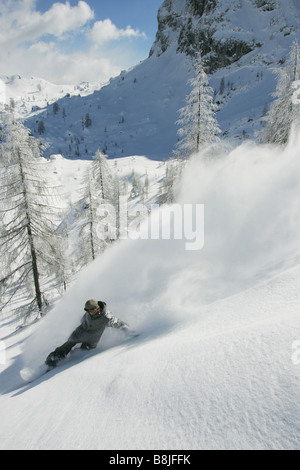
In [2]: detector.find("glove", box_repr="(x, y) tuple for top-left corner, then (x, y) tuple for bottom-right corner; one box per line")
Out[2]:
(122, 325), (139, 337)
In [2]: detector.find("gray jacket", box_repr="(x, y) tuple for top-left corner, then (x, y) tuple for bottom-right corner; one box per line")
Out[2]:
(68, 301), (129, 348)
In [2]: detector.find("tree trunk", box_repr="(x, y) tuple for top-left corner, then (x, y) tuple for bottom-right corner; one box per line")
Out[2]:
(197, 85), (201, 152)
(88, 183), (95, 261)
(18, 148), (43, 313)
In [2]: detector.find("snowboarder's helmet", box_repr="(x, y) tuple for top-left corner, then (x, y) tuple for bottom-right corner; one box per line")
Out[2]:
(85, 299), (98, 311)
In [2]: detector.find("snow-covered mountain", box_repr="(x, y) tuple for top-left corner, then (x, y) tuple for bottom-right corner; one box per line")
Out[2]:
(0, 74), (101, 118)
(24, 0), (300, 160)
(150, 0), (299, 66)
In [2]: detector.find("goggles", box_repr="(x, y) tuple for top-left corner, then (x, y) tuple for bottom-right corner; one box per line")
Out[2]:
(85, 306), (100, 313)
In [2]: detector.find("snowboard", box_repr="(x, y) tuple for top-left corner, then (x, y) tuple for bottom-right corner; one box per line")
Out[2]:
(20, 333), (140, 383)
(20, 347), (92, 383)
(20, 363), (53, 383)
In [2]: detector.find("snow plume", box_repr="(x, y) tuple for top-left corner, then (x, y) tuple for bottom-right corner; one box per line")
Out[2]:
(21, 130), (300, 370)
(177, 130), (300, 305)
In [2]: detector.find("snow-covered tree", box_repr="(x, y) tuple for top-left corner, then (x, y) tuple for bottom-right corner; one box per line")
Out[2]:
(175, 54), (221, 158)
(144, 173), (149, 200)
(75, 152), (116, 268)
(293, 80), (300, 117)
(0, 117), (64, 318)
(77, 171), (99, 266)
(112, 173), (122, 240)
(130, 169), (142, 199)
(91, 149), (113, 202)
(260, 40), (300, 145)
(158, 158), (184, 205)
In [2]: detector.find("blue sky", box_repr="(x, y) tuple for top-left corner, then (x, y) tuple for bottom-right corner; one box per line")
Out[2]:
(0, 0), (163, 84)
(37, 0), (162, 39)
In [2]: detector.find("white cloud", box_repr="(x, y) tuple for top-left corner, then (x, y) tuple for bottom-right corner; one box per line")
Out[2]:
(90, 19), (146, 46)
(0, 1), (147, 85)
(0, 1), (94, 48)
(1, 39), (143, 86)
(27, 42), (122, 84)
(41, 1), (94, 37)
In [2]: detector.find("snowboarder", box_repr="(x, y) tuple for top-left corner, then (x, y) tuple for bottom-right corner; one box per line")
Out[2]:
(45, 299), (135, 368)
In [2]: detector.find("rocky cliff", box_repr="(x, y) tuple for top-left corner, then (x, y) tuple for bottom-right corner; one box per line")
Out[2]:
(150, 0), (299, 72)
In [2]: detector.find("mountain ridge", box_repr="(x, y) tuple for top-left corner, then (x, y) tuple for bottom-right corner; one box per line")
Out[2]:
(150, 0), (300, 69)
(0, 74), (101, 118)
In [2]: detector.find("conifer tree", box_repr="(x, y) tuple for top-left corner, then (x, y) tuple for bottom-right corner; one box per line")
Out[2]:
(158, 159), (183, 205)
(76, 151), (115, 268)
(175, 54), (221, 158)
(91, 149), (113, 202)
(0, 117), (64, 318)
(260, 40), (300, 145)
(112, 173), (122, 240)
(78, 172), (97, 265)
(111, 163), (129, 241)
(130, 169), (141, 199)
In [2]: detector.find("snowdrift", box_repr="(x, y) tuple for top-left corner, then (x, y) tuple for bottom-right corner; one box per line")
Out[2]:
(1, 129), (300, 449)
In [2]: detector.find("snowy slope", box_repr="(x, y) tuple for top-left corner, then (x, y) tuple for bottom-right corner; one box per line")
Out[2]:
(25, 46), (193, 160)
(1, 268), (299, 450)
(0, 74), (101, 118)
(1, 131), (300, 450)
